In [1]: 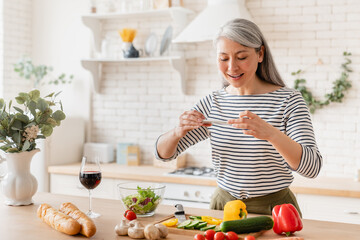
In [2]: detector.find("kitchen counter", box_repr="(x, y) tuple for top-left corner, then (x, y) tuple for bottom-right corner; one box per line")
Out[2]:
(0, 192), (359, 240)
(48, 163), (360, 198)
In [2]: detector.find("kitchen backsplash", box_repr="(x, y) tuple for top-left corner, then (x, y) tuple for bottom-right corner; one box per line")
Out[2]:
(3, 0), (360, 179)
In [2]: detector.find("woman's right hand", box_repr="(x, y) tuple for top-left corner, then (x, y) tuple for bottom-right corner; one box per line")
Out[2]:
(174, 110), (209, 138)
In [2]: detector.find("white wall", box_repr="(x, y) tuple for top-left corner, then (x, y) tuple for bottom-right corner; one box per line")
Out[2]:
(89, 0), (360, 179)
(2, 0), (360, 179)
(32, 0), (91, 123)
(1, 0), (33, 100)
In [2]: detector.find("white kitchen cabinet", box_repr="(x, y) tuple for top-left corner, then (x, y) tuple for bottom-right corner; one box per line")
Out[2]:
(296, 193), (360, 224)
(81, 7), (193, 93)
(51, 174), (152, 200)
(50, 174), (119, 199)
(49, 173), (216, 209)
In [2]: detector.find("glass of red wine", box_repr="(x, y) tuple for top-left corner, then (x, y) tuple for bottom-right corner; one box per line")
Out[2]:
(79, 156), (102, 218)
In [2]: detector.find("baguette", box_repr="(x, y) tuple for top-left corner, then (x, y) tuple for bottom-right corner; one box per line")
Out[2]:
(37, 203), (81, 235)
(59, 202), (96, 238)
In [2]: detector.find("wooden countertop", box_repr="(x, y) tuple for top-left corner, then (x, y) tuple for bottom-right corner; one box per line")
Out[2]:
(1, 192), (359, 240)
(48, 163), (360, 198)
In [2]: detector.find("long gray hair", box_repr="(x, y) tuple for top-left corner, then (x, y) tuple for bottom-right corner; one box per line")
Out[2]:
(214, 18), (285, 87)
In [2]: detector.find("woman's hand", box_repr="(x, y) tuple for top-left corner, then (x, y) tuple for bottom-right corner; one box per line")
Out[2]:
(174, 110), (209, 138)
(228, 110), (277, 141)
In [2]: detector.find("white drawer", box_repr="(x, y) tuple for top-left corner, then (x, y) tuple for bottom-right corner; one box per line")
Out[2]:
(50, 174), (117, 199)
(296, 193), (360, 224)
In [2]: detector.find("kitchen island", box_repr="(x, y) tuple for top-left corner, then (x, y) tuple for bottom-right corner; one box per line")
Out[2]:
(0, 192), (359, 240)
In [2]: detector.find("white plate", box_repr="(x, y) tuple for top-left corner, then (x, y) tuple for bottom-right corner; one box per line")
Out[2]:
(144, 33), (157, 56)
(160, 25), (173, 56)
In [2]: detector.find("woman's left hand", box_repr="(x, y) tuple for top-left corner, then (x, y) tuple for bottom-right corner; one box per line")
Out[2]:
(228, 110), (277, 141)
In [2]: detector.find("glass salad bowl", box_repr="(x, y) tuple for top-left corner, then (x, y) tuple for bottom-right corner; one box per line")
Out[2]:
(117, 182), (165, 217)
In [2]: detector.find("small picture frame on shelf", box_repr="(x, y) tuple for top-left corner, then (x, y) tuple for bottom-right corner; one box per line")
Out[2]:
(153, 0), (170, 9)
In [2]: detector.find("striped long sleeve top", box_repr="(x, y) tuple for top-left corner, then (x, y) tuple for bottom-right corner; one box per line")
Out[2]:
(156, 87), (323, 199)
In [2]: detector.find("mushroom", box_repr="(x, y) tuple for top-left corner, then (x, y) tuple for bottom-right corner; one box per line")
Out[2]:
(155, 223), (168, 238)
(144, 224), (161, 240)
(128, 221), (145, 239)
(114, 219), (129, 236)
(129, 219), (139, 227)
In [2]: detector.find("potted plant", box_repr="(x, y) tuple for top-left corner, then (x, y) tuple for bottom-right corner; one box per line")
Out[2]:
(0, 89), (65, 206)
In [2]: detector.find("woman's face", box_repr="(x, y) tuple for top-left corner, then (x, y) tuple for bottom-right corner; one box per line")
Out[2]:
(216, 37), (264, 89)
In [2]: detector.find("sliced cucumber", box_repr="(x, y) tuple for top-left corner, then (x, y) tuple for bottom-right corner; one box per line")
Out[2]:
(184, 220), (201, 229)
(194, 221), (207, 230)
(200, 224), (216, 231)
(177, 219), (192, 229)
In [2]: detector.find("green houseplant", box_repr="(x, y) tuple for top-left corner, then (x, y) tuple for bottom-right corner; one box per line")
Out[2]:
(0, 89), (66, 206)
(0, 89), (66, 153)
(14, 57), (73, 88)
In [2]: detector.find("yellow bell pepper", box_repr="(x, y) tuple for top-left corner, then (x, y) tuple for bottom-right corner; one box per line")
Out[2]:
(223, 200), (248, 221)
(201, 216), (223, 225)
(162, 218), (178, 227)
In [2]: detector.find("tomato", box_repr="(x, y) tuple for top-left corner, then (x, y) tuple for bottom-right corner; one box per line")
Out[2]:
(244, 236), (256, 240)
(194, 233), (205, 240)
(124, 210), (137, 220)
(214, 232), (225, 240)
(204, 229), (216, 240)
(225, 231), (238, 240)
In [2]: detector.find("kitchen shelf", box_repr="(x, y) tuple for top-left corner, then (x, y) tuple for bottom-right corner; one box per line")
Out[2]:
(82, 7), (194, 52)
(81, 56), (186, 93)
(81, 7), (194, 94)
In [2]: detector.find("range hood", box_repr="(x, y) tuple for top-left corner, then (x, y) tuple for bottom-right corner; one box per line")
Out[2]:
(173, 0), (252, 43)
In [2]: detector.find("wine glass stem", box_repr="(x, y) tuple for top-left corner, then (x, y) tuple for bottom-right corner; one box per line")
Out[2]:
(88, 189), (93, 213)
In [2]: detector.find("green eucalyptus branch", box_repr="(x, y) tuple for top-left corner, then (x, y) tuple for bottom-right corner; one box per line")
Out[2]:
(293, 52), (352, 113)
(14, 57), (73, 88)
(0, 89), (66, 153)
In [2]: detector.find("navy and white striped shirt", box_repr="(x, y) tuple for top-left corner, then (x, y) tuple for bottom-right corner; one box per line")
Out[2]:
(157, 87), (322, 199)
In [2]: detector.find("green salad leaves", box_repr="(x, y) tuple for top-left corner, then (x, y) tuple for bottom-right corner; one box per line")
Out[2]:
(122, 186), (161, 215)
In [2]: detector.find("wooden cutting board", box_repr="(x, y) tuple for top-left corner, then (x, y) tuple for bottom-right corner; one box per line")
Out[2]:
(154, 214), (267, 239)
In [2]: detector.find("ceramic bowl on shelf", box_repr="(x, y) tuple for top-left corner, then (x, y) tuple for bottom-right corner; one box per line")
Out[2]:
(117, 182), (165, 217)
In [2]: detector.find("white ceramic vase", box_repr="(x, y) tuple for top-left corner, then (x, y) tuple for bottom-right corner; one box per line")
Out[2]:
(0, 149), (40, 206)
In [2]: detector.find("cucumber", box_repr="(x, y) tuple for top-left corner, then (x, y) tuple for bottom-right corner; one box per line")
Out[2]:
(200, 224), (216, 231)
(220, 216), (274, 234)
(184, 220), (201, 229)
(194, 221), (207, 230)
(177, 220), (192, 229)
(189, 216), (202, 220)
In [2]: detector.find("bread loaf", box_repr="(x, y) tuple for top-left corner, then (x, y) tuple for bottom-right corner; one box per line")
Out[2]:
(37, 203), (81, 235)
(59, 202), (96, 238)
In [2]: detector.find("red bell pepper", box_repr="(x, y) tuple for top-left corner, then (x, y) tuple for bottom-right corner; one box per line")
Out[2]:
(272, 203), (303, 236)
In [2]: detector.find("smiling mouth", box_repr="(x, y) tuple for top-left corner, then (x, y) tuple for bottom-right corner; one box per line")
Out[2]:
(227, 73), (244, 79)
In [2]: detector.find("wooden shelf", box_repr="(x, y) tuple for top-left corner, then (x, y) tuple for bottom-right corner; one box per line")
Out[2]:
(82, 7), (193, 21)
(82, 7), (194, 53)
(81, 56), (186, 93)
(81, 7), (194, 94)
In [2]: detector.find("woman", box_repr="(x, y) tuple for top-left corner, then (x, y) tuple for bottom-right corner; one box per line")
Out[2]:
(155, 18), (322, 216)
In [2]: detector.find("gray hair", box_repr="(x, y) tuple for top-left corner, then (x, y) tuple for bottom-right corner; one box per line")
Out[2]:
(214, 18), (285, 87)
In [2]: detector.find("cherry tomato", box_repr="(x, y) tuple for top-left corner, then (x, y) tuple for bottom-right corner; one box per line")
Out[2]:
(214, 232), (225, 240)
(124, 210), (137, 220)
(244, 236), (256, 240)
(194, 233), (205, 240)
(204, 229), (216, 240)
(225, 231), (238, 240)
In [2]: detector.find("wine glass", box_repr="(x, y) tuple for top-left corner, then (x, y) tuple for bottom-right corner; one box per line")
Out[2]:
(79, 156), (102, 218)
